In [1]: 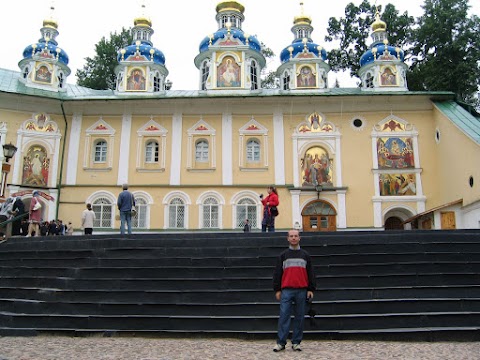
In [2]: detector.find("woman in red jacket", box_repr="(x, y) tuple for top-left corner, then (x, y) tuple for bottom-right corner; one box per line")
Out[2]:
(261, 186), (279, 232)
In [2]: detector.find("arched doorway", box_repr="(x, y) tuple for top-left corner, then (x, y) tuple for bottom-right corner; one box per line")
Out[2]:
(302, 200), (336, 232)
(384, 216), (404, 230)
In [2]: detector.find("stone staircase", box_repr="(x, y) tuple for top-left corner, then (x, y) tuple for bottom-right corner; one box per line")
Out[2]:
(1, 230), (480, 338)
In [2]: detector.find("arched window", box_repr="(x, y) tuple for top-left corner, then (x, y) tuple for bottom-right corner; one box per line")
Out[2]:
(201, 60), (210, 90)
(202, 197), (219, 228)
(169, 197), (185, 228)
(58, 73), (64, 88)
(236, 198), (257, 229)
(195, 140), (209, 162)
(23, 66), (30, 79)
(94, 140), (107, 162)
(132, 197), (148, 229)
(246, 139), (260, 162)
(365, 72), (374, 88)
(145, 140), (159, 163)
(153, 72), (161, 92)
(92, 197), (113, 228)
(282, 71), (290, 90)
(250, 60), (258, 90)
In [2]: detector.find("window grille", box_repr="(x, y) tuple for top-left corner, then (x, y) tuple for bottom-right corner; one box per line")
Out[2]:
(236, 198), (257, 228)
(202, 197), (219, 228)
(132, 197), (147, 229)
(283, 72), (290, 90)
(92, 197), (113, 228)
(169, 197), (185, 228)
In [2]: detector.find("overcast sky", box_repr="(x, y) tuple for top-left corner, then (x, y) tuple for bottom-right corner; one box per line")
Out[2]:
(1, 0), (479, 90)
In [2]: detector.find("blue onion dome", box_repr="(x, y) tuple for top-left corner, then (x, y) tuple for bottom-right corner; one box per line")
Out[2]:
(279, 2), (327, 63)
(21, 17), (69, 66)
(199, 28), (261, 53)
(117, 12), (166, 65)
(359, 10), (405, 67)
(117, 40), (166, 65)
(280, 39), (327, 63)
(198, 0), (262, 55)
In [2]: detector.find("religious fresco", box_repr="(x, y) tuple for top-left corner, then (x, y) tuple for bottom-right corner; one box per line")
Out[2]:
(301, 146), (333, 186)
(380, 66), (397, 86)
(377, 137), (414, 169)
(379, 173), (416, 196)
(22, 146), (49, 186)
(34, 65), (52, 83)
(297, 66), (316, 87)
(127, 68), (146, 90)
(217, 56), (240, 87)
(298, 113), (333, 133)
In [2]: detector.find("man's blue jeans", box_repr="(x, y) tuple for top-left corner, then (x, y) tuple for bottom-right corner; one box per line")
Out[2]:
(276, 288), (307, 346)
(120, 211), (132, 235)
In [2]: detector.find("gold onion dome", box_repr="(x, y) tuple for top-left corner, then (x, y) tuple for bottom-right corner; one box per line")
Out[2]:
(43, 6), (58, 29)
(372, 10), (387, 32)
(43, 18), (57, 29)
(216, 1), (245, 14)
(134, 16), (152, 27)
(294, 2), (312, 25)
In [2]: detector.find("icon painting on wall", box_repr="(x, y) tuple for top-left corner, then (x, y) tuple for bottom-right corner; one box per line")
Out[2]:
(217, 56), (240, 87)
(127, 69), (146, 90)
(301, 146), (333, 186)
(297, 66), (316, 87)
(377, 137), (414, 169)
(34, 65), (52, 83)
(379, 173), (416, 196)
(22, 146), (49, 186)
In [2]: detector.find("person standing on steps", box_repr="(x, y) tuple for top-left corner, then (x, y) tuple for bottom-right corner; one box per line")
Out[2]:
(81, 203), (96, 235)
(117, 183), (135, 235)
(27, 191), (42, 237)
(272, 229), (316, 352)
(243, 219), (251, 233)
(260, 186), (279, 232)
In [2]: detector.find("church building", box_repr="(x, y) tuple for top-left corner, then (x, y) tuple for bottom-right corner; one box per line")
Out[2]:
(0, 1), (478, 232)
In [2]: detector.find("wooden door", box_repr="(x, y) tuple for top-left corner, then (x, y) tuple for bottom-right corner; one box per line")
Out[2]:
(302, 200), (336, 232)
(441, 211), (456, 229)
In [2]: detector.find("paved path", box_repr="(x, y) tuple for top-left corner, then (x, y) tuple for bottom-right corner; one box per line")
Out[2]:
(0, 337), (479, 360)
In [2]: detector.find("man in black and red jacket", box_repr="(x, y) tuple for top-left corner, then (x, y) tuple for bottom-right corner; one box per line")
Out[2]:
(272, 229), (316, 352)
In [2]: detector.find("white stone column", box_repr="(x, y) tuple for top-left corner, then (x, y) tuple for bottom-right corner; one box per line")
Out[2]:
(337, 191), (347, 228)
(373, 201), (383, 228)
(66, 113), (82, 185)
(293, 138), (299, 187)
(170, 112), (182, 185)
(273, 110), (285, 185)
(117, 114), (132, 185)
(222, 112), (233, 185)
(291, 190), (301, 229)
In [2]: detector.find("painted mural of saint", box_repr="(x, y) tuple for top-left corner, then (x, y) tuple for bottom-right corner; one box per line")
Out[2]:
(22, 147), (49, 186)
(381, 68), (396, 86)
(302, 147), (333, 186)
(127, 69), (146, 90)
(217, 57), (240, 87)
(35, 66), (52, 83)
(297, 66), (316, 87)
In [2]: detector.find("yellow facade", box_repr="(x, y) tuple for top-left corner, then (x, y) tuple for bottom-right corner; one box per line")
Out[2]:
(1, 91), (478, 232)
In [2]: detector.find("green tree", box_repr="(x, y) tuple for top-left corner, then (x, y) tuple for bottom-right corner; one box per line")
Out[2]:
(324, 1), (414, 79)
(409, 0), (480, 105)
(260, 42), (279, 89)
(76, 28), (133, 90)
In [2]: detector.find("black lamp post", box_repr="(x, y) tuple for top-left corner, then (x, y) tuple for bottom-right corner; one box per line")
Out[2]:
(315, 184), (323, 199)
(1, 143), (18, 198)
